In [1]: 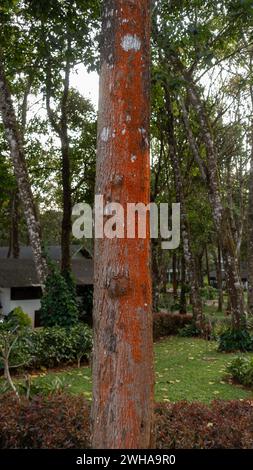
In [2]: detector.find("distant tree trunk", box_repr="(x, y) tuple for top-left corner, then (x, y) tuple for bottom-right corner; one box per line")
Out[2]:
(46, 43), (72, 274)
(247, 84), (253, 315)
(7, 189), (20, 259)
(0, 59), (47, 285)
(205, 246), (210, 286)
(172, 252), (178, 301)
(164, 85), (202, 321)
(92, 0), (154, 449)
(183, 76), (245, 329)
(180, 253), (187, 314)
(214, 242), (223, 312)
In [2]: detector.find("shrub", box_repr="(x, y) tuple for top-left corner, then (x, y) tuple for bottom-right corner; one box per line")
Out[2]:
(30, 324), (92, 369)
(178, 322), (201, 338)
(6, 307), (32, 329)
(155, 400), (253, 449)
(227, 356), (253, 387)
(0, 393), (90, 449)
(153, 313), (192, 340)
(200, 286), (217, 301)
(218, 328), (253, 352)
(40, 264), (79, 327)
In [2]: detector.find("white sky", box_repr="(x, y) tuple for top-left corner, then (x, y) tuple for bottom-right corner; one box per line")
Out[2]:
(71, 65), (99, 111)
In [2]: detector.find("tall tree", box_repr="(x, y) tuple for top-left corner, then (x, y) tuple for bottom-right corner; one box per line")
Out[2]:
(0, 60), (47, 285)
(92, 0), (154, 449)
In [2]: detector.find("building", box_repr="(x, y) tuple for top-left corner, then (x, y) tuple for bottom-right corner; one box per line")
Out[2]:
(0, 246), (94, 326)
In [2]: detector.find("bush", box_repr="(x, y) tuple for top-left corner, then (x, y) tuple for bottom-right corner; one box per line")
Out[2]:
(155, 400), (253, 449)
(227, 356), (253, 387)
(200, 286), (217, 301)
(153, 313), (192, 340)
(178, 322), (201, 338)
(30, 324), (92, 369)
(40, 264), (79, 327)
(218, 328), (253, 352)
(6, 307), (32, 329)
(0, 393), (90, 449)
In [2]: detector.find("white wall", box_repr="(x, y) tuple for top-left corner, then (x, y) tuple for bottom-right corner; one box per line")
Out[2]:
(0, 287), (40, 326)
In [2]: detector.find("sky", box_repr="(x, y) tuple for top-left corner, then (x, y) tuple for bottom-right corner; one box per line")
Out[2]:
(71, 65), (99, 111)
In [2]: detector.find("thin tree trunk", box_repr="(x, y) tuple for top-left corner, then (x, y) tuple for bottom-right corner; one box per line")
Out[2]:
(247, 80), (253, 315)
(182, 75), (245, 329)
(164, 86), (203, 321)
(214, 242), (223, 312)
(172, 252), (178, 301)
(205, 246), (210, 286)
(92, 0), (154, 449)
(180, 254), (187, 314)
(0, 59), (47, 285)
(7, 189), (20, 259)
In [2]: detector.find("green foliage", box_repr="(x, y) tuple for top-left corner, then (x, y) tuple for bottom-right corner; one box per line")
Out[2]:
(227, 356), (253, 387)
(178, 322), (201, 338)
(153, 313), (193, 340)
(29, 324), (92, 369)
(40, 264), (79, 327)
(200, 286), (217, 301)
(6, 307), (32, 329)
(218, 328), (253, 352)
(0, 321), (32, 371)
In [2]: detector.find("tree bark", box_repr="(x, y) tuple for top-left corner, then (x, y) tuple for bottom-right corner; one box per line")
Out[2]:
(7, 189), (20, 259)
(247, 80), (253, 315)
(180, 253), (187, 314)
(92, 0), (154, 449)
(182, 75), (245, 329)
(0, 59), (47, 285)
(172, 252), (178, 301)
(164, 86), (203, 321)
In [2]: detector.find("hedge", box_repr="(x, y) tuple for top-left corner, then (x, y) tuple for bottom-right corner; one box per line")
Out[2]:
(1, 394), (253, 449)
(153, 313), (193, 340)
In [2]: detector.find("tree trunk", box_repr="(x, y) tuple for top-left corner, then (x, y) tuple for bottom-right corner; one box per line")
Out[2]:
(247, 80), (253, 315)
(0, 59), (47, 285)
(7, 189), (20, 259)
(92, 0), (154, 449)
(184, 77), (245, 329)
(214, 242), (223, 312)
(205, 246), (210, 286)
(180, 253), (187, 314)
(172, 252), (178, 301)
(164, 86), (203, 321)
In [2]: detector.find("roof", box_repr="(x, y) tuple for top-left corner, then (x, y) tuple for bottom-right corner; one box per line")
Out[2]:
(0, 258), (93, 288)
(0, 245), (93, 260)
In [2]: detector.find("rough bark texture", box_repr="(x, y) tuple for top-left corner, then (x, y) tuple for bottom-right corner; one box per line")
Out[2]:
(164, 86), (203, 321)
(0, 60), (47, 285)
(92, 0), (154, 449)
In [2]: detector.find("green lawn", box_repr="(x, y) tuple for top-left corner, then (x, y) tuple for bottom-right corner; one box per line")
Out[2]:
(7, 337), (253, 403)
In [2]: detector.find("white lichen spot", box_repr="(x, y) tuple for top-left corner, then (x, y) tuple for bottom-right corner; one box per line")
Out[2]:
(126, 114), (131, 122)
(122, 128), (126, 135)
(101, 127), (110, 142)
(131, 155), (137, 163)
(106, 20), (111, 28)
(122, 18), (129, 24)
(121, 34), (141, 52)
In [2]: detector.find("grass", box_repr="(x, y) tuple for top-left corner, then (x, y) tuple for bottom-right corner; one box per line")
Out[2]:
(10, 336), (253, 404)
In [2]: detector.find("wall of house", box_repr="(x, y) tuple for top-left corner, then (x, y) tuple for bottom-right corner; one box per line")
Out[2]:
(0, 287), (40, 326)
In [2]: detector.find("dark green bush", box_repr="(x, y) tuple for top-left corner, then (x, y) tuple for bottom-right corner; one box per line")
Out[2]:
(227, 356), (253, 387)
(40, 264), (79, 327)
(200, 286), (217, 301)
(218, 328), (253, 352)
(153, 313), (192, 340)
(30, 324), (92, 369)
(178, 322), (201, 338)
